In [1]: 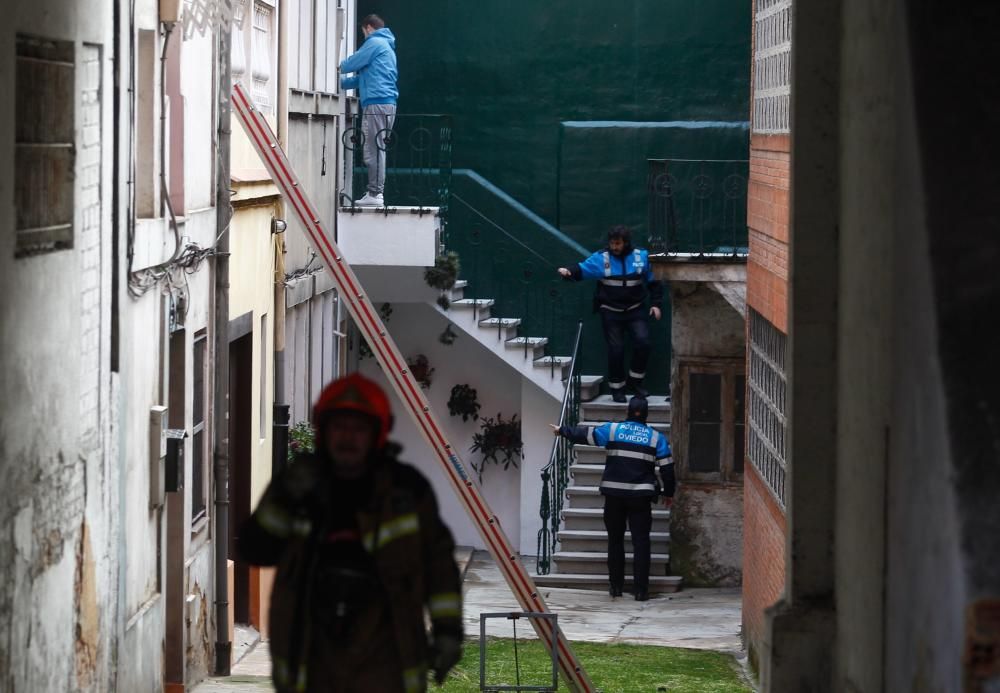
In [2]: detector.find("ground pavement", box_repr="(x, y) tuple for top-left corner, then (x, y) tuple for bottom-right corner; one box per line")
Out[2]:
(193, 550), (744, 692)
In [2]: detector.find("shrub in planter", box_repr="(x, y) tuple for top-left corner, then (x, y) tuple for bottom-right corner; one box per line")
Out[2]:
(424, 251), (460, 292)
(447, 384), (481, 422)
(407, 354), (435, 389)
(288, 421), (315, 463)
(470, 413), (523, 482)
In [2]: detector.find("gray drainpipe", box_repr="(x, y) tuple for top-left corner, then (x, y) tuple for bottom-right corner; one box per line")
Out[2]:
(213, 16), (233, 677)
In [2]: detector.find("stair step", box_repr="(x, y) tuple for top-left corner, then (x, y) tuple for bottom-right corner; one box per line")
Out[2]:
(451, 298), (494, 310)
(553, 550), (672, 575)
(533, 356), (572, 378)
(570, 462), (605, 485)
(565, 486), (604, 509)
(561, 507), (670, 532)
(479, 317), (520, 329)
(582, 395), (671, 424)
(571, 446), (607, 466)
(557, 529), (670, 553)
(533, 573), (682, 593)
(506, 336), (548, 348)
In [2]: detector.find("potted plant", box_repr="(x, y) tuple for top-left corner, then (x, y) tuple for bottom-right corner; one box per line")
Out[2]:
(407, 354), (435, 389)
(424, 251), (460, 292)
(288, 421), (315, 463)
(447, 384), (481, 422)
(470, 413), (524, 482)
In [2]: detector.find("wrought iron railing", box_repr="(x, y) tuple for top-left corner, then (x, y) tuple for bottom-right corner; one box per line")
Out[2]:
(646, 158), (749, 255)
(535, 321), (583, 575)
(341, 111), (453, 211)
(447, 191), (591, 365)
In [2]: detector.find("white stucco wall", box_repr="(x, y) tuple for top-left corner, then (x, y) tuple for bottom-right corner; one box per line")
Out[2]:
(357, 303), (561, 554)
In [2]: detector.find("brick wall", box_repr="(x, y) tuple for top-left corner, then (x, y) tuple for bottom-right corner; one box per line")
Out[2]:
(744, 132), (790, 670)
(746, 134), (790, 332)
(742, 463), (787, 665)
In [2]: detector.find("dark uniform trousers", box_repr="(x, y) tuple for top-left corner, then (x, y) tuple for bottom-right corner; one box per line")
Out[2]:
(600, 306), (651, 389)
(602, 494), (653, 593)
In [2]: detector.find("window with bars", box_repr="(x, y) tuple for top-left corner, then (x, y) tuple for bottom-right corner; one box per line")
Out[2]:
(678, 361), (746, 483)
(752, 0), (792, 134)
(747, 309), (788, 507)
(192, 332), (208, 525)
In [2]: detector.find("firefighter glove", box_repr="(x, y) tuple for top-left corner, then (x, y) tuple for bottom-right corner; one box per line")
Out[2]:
(431, 634), (462, 685)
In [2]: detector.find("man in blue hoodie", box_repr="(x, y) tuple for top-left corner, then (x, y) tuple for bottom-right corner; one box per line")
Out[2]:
(340, 14), (398, 207)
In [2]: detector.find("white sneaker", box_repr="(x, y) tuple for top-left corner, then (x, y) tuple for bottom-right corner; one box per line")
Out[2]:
(355, 193), (384, 207)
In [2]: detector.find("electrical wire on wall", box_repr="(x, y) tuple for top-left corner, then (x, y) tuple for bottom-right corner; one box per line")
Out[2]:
(126, 18), (234, 328)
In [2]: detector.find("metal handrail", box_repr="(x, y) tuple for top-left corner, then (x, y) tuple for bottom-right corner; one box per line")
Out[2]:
(536, 320), (583, 575)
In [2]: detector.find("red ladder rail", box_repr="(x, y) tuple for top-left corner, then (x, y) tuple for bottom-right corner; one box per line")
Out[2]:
(231, 83), (595, 693)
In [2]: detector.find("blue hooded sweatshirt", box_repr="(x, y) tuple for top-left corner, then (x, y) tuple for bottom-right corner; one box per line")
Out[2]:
(339, 28), (398, 108)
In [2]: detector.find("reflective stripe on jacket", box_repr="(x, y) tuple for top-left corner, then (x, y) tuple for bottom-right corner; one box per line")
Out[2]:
(569, 247), (664, 312)
(241, 453), (463, 693)
(563, 420), (674, 498)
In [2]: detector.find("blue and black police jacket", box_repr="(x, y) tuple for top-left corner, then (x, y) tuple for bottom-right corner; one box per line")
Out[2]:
(561, 419), (674, 499)
(567, 247), (664, 313)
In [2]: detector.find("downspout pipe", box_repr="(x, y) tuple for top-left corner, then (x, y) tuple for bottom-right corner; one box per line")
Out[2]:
(273, 0), (290, 469)
(213, 15), (233, 677)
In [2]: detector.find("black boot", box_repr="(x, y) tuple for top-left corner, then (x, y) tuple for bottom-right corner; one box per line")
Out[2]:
(611, 389), (627, 403)
(626, 378), (648, 399)
(609, 584), (623, 597)
(634, 588), (649, 602)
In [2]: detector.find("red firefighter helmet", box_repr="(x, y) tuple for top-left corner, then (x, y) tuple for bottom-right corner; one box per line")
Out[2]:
(312, 373), (393, 449)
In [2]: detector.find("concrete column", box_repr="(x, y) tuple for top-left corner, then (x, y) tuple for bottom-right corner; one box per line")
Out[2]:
(761, 0), (841, 689)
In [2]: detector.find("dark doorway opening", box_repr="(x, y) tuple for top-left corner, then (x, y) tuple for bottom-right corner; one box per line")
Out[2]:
(229, 331), (253, 624)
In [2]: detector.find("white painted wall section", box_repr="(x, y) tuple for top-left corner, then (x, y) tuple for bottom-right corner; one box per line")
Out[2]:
(337, 207), (440, 267)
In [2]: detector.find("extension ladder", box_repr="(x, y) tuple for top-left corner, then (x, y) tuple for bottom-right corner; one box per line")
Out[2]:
(231, 83), (595, 693)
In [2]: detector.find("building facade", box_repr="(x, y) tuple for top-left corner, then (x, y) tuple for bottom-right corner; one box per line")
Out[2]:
(741, 0), (791, 671)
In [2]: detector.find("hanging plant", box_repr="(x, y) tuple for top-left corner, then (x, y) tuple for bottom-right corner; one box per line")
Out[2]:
(439, 323), (458, 346)
(447, 384), (481, 422)
(407, 354), (435, 389)
(470, 413), (523, 482)
(436, 294), (452, 311)
(424, 251), (460, 292)
(288, 421), (315, 463)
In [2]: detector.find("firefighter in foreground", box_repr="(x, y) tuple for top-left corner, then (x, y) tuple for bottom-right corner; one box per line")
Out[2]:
(553, 396), (673, 601)
(240, 374), (463, 692)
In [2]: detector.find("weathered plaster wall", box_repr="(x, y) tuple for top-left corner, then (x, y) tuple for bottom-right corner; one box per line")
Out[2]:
(667, 282), (745, 587)
(670, 485), (743, 587)
(1, 1), (118, 689)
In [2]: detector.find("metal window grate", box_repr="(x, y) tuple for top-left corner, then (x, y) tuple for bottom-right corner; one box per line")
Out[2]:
(752, 0), (792, 134)
(747, 309), (787, 507)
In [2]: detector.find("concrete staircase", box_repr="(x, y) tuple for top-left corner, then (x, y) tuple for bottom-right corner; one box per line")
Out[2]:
(533, 396), (683, 593)
(437, 280), (604, 402)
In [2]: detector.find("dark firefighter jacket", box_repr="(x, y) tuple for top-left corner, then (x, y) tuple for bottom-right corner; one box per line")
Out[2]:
(568, 247), (664, 313)
(561, 420), (674, 499)
(239, 447), (462, 693)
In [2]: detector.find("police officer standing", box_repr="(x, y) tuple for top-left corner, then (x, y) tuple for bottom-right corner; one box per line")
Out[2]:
(553, 397), (674, 601)
(558, 225), (664, 402)
(240, 374), (463, 692)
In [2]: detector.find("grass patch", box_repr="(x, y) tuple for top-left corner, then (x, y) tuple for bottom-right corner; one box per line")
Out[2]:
(440, 638), (751, 693)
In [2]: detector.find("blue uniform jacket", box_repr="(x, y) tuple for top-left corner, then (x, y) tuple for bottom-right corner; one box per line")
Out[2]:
(568, 247), (664, 313)
(339, 28), (398, 107)
(561, 420), (674, 498)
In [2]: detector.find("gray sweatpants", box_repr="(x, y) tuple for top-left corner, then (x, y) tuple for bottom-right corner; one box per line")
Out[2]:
(362, 104), (397, 196)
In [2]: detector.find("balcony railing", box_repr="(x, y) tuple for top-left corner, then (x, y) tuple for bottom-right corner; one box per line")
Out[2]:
(646, 158), (749, 255)
(342, 112), (452, 211)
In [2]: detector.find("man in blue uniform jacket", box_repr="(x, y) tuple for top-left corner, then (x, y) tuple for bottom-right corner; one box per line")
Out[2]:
(340, 14), (398, 207)
(558, 225), (664, 402)
(554, 397), (674, 601)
